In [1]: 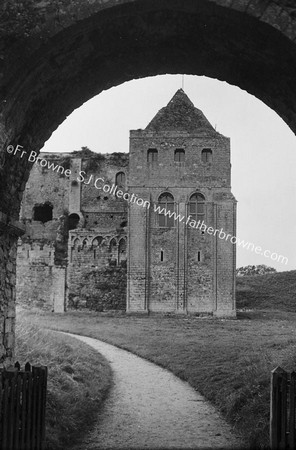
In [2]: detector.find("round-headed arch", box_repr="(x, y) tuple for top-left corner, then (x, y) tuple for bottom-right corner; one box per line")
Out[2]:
(1, 0), (296, 217)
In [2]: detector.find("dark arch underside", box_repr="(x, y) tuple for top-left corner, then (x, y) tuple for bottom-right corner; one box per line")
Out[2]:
(1, 0), (296, 215)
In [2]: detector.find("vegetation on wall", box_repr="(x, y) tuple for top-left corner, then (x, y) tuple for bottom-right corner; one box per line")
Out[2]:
(54, 212), (69, 266)
(70, 146), (129, 173)
(69, 266), (127, 311)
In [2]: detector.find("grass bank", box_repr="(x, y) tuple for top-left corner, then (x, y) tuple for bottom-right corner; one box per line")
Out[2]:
(236, 269), (296, 311)
(15, 312), (112, 450)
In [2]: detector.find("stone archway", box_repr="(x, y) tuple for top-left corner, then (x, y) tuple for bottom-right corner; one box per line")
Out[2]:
(1, 0), (296, 365)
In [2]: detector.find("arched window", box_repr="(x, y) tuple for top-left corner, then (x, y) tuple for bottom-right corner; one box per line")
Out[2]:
(158, 193), (175, 228)
(174, 149), (185, 162)
(109, 238), (117, 252)
(109, 238), (117, 266)
(115, 172), (125, 186)
(73, 238), (80, 249)
(189, 193), (205, 221)
(201, 148), (212, 163)
(118, 238), (127, 264)
(68, 213), (80, 230)
(92, 236), (103, 247)
(71, 238), (80, 261)
(92, 236), (103, 259)
(147, 148), (158, 163)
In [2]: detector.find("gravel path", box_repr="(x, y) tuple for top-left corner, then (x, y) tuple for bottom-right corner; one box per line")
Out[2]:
(64, 333), (243, 450)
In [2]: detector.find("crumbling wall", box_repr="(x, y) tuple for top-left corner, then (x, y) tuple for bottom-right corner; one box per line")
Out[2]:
(16, 240), (66, 311)
(68, 230), (127, 310)
(80, 151), (129, 229)
(70, 267), (127, 311)
(16, 149), (129, 313)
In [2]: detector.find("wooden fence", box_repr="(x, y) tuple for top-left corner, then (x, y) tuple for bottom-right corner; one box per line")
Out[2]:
(270, 366), (296, 450)
(0, 362), (47, 450)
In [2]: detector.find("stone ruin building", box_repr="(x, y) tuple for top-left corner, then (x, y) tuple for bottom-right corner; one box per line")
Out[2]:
(16, 89), (237, 317)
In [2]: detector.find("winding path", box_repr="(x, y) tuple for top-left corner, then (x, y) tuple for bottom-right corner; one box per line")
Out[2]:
(65, 333), (243, 449)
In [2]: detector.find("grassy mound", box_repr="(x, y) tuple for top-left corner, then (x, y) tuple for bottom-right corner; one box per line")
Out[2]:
(15, 313), (112, 450)
(236, 270), (296, 311)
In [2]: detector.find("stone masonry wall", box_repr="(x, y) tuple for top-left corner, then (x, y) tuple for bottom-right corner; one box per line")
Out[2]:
(16, 149), (129, 313)
(128, 96), (236, 315)
(0, 232), (17, 368)
(68, 230), (127, 309)
(215, 200), (236, 316)
(16, 241), (66, 312)
(149, 227), (177, 312)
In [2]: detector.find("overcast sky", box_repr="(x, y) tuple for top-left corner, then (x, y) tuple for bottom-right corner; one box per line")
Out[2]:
(42, 75), (296, 272)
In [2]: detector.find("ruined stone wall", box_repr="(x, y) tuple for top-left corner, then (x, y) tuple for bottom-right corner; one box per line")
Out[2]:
(16, 241), (66, 312)
(80, 152), (128, 221)
(16, 156), (69, 311)
(68, 230), (127, 310)
(65, 151), (128, 310)
(16, 150), (129, 312)
(21, 154), (70, 222)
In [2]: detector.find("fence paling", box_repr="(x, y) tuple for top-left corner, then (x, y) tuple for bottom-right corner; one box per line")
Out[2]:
(14, 376), (22, 450)
(2, 377), (9, 449)
(288, 372), (296, 449)
(0, 362), (47, 450)
(270, 367), (296, 450)
(20, 372), (27, 450)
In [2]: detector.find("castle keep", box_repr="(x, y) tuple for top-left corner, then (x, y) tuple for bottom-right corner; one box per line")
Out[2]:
(16, 89), (237, 317)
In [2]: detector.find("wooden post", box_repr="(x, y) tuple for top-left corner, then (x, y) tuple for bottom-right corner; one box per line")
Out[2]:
(289, 371), (296, 449)
(270, 366), (288, 450)
(40, 366), (48, 450)
(14, 376), (22, 450)
(2, 378), (9, 449)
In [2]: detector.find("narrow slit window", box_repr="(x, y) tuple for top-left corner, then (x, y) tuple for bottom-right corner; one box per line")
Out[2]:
(197, 251), (201, 262)
(160, 250), (164, 262)
(174, 149), (185, 162)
